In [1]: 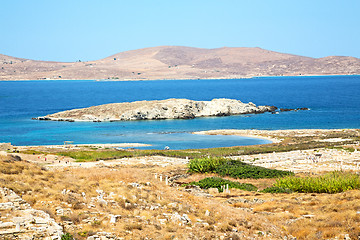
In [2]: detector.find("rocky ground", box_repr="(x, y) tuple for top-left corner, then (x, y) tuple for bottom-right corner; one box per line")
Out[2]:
(0, 187), (63, 239)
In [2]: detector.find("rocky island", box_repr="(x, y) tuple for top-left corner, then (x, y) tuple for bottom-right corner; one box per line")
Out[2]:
(34, 98), (277, 122)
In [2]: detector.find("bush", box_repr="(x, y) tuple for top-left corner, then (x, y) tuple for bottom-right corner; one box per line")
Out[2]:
(188, 157), (293, 179)
(188, 157), (226, 173)
(184, 177), (257, 192)
(274, 171), (360, 193)
(61, 233), (74, 240)
(216, 160), (293, 179)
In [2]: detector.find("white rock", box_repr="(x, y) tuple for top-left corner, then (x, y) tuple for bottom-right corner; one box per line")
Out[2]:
(159, 219), (167, 225)
(38, 98), (276, 122)
(181, 214), (192, 224)
(170, 212), (182, 223)
(205, 210), (210, 216)
(0, 222), (15, 228)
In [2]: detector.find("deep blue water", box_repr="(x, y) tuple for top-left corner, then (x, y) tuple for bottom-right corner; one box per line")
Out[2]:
(0, 75), (359, 149)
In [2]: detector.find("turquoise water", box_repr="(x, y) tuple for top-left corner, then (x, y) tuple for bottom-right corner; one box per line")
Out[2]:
(0, 75), (359, 149)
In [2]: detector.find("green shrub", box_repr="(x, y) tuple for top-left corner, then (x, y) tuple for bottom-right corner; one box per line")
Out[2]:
(188, 157), (293, 179)
(188, 157), (226, 173)
(326, 146), (356, 152)
(184, 177), (257, 192)
(215, 160), (293, 179)
(275, 171), (360, 193)
(260, 186), (293, 193)
(61, 233), (74, 240)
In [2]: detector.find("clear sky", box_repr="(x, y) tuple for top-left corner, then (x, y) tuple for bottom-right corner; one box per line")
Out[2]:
(1, 0), (359, 62)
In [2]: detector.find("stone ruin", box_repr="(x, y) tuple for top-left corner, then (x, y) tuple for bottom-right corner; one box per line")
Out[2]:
(0, 187), (63, 239)
(0, 143), (13, 151)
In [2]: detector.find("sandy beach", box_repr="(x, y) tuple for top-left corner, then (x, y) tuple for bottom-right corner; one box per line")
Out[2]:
(193, 129), (281, 143)
(193, 128), (360, 144)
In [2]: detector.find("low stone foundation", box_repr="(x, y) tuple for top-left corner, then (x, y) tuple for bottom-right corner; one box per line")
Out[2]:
(0, 187), (63, 239)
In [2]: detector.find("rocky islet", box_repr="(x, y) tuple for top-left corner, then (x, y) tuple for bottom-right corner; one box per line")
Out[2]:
(34, 98), (280, 122)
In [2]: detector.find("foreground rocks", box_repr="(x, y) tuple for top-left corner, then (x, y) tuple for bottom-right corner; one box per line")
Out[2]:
(0, 187), (63, 239)
(34, 98), (277, 122)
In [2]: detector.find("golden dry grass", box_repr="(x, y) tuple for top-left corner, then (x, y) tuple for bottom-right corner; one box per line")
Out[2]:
(0, 156), (281, 239)
(1, 154), (360, 239)
(251, 191), (360, 239)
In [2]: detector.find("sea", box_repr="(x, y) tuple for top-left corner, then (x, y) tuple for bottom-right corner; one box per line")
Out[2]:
(0, 75), (359, 149)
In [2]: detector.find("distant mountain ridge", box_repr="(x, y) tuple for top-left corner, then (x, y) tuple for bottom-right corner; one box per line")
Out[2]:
(1, 46), (359, 80)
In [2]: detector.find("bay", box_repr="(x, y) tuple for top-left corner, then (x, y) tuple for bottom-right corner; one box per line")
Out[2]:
(0, 75), (359, 149)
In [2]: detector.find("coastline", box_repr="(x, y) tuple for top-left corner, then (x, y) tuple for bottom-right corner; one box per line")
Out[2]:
(14, 142), (151, 150)
(192, 128), (360, 145)
(0, 74), (358, 82)
(192, 129), (281, 144)
(10, 132), (272, 151)
(8, 129), (359, 150)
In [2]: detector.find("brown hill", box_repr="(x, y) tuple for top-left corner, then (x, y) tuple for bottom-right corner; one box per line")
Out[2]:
(1, 46), (359, 80)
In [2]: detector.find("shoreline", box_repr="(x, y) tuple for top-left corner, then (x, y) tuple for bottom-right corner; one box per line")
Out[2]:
(192, 128), (360, 145)
(192, 129), (281, 144)
(7, 128), (359, 150)
(13, 142), (151, 150)
(4, 132), (276, 150)
(0, 74), (358, 82)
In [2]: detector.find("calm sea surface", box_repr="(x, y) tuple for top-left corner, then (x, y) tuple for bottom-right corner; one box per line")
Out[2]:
(0, 75), (359, 149)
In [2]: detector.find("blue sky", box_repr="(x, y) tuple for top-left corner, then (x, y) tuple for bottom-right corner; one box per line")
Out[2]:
(1, 0), (359, 62)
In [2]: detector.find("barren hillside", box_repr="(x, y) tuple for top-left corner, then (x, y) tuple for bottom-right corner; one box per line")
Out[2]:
(1, 46), (359, 80)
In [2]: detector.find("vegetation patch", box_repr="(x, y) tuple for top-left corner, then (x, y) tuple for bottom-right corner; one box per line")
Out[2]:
(58, 150), (133, 162)
(184, 177), (257, 192)
(215, 160), (293, 179)
(188, 157), (226, 173)
(274, 171), (360, 193)
(326, 146), (356, 152)
(57, 149), (197, 162)
(61, 233), (74, 240)
(188, 157), (293, 179)
(50, 132), (359, 162)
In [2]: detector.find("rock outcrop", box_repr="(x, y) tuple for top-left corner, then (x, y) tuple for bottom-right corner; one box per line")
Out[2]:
(280, 107), (310, 112)
(0, 187), (63, 239)
(34, 98), (277, 122)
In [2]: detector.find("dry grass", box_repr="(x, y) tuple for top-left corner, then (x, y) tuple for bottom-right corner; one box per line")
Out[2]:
(0, 155), (282, 239)
(1, 153), (360, 239)
(251, 190), (360, 239)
